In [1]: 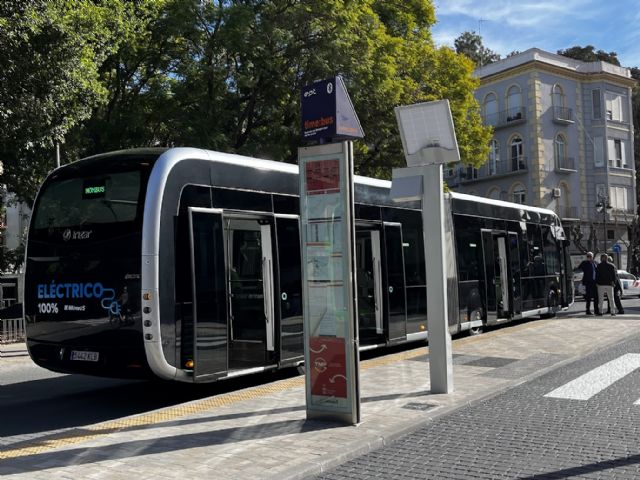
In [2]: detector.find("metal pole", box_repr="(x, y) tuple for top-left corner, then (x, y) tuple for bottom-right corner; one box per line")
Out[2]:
(422, 163), (454, 394)
(603, 208), (607, 254)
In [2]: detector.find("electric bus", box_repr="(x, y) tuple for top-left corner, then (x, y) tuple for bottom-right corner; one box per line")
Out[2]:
(24, 147), (573, 382)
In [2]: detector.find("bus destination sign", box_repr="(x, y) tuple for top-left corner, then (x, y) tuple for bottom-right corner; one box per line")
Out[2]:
(83, 179), (106, 199)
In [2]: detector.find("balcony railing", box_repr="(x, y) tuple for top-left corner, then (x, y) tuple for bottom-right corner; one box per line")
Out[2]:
(555, 156), (576, 171)
(448, 156), (528, 184)
(482, 107), (527, 129)
(552, 106), (574, 124)
(556, 206), (579, 219)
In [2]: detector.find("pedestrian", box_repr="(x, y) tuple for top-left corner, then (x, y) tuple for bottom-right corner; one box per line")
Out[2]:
(613, 274), (625, 314)
(578, 251), (598, 315)
(601, 256), (625, 315)
(604, 268), (625, 314)
(596, 254), (617, 316)
(606, 256), (624, 314)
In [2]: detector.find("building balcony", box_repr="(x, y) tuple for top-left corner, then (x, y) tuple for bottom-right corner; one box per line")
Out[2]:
(447, 156), (529, 185)
(552, 106), (574, 124)
(482, 107), (527, 130)
(555, 156), (577, 172)
(610, 208), (636, 220)
(556, 206), (579, 220)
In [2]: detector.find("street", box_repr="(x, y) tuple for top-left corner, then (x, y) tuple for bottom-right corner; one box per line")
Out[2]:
(3, 299), (640, 479)
(0, 353), (297, 448)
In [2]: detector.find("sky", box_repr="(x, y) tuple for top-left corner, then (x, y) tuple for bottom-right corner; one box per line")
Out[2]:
(432, 0), (640, 68)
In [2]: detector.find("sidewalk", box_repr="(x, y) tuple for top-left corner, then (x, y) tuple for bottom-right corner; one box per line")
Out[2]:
(0, 342), (27, 358)
(2, 314), (640, 479)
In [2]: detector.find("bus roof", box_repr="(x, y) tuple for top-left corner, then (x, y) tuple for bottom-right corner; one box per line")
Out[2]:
(449, 191), (558, 218)
(69, 148), (557, 219)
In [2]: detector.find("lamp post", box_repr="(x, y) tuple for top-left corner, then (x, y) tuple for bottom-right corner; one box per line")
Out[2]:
(595, 193), (612, 254)
(391, 100), (459, 394)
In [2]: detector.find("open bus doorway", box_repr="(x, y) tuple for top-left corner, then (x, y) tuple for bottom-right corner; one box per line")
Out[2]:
(482, 230), (512, 322)
(224, 216), (275, 371)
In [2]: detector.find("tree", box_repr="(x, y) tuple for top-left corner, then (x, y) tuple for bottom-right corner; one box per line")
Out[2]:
(71, 0), (491, 179)
(0, 0), (131, 205)
(557, 45), (620, 66)
(453, 31), (500, 67)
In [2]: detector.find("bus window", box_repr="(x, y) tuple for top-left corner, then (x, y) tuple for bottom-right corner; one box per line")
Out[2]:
(522, 223), (545, 307)
(542, 226), (561, 275)
(454, 224), (481, 282)
(33, 171), (141, 229)
(526, 224), (544, 276)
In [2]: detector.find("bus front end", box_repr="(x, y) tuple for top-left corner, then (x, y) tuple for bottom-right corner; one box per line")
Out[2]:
(24, 152), (158, 379)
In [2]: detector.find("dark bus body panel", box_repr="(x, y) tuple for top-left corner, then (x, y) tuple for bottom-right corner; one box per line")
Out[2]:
(24, 147), (572, 383)
(25, 151), (160, 378)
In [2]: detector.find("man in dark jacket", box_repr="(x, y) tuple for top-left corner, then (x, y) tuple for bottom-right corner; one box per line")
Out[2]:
(596, 254), (617, 316)
(578, 252), (598, 315)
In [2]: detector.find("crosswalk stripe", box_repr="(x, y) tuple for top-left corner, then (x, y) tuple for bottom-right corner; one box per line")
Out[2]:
(544, 353), (640, 401)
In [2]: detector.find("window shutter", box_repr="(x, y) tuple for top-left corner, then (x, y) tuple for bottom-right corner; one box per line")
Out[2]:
(613, 97), (622, 121)
(607, 138), (615, 165)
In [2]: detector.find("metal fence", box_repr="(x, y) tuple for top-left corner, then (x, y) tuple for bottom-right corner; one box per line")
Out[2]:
(0, 318), (25, 344)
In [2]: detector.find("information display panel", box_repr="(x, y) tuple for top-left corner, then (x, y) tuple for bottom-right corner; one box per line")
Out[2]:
(299, 142), (360, 424)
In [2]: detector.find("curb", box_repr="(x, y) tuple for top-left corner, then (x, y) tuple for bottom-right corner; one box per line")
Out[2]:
(0, 343), (28, 358)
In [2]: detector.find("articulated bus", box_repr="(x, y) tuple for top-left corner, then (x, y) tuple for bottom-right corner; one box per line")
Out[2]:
(24, 148), (573, 382)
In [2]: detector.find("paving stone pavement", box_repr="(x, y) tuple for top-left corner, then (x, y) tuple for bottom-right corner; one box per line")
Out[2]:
(2, 314), (640, 479)
(315, 332), (640, 479)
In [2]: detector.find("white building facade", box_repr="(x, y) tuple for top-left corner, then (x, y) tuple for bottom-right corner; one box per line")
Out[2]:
(448, 48), (637, 268)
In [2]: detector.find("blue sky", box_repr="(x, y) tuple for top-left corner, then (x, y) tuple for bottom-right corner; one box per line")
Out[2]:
(432, 0), (640, 68)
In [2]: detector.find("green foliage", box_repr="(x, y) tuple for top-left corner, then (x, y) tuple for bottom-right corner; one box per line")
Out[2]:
(0, 242), (25, 274)
(453, 31), (500, 67)
(0, 0), (131, 204)
(70, 0), (489, 180)
(3, 0), (490, 198)
(557, 45), (620, 66)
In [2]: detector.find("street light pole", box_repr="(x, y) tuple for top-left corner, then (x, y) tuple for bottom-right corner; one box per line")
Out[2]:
(596, 193), (612, 254)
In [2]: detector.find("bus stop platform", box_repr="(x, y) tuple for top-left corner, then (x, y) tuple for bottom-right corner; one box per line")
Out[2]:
(3, 314), (640, 479)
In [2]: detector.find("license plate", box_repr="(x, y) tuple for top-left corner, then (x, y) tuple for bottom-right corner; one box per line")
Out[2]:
(70, 350), (99, 362)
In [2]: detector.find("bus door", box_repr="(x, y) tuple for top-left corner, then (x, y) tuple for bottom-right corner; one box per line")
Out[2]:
(562, 239), (574, 306)
(275, 215), (303, 364)
(225, 215), (276, 370)
(508, 232), (522, 315)
(383, 222), (407, 342)
(481, 230), (510, 322)
(188, 207), (228, 380)
(356, 226), (383, 343)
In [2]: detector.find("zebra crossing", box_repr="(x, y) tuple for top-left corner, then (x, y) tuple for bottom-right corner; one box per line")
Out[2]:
(545, 353), (640, 402)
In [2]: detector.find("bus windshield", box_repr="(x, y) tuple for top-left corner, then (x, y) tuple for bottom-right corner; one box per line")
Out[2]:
(33, 170), (142, 230)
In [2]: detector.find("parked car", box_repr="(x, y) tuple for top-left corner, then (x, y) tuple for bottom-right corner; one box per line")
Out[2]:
(617, 270), (640, 298)
(572, 269), (640, 299)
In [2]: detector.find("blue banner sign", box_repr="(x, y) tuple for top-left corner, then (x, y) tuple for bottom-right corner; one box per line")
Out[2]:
(301, 76), (364, 142)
